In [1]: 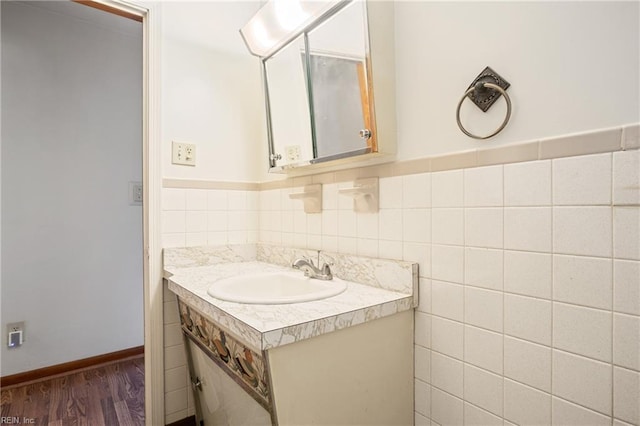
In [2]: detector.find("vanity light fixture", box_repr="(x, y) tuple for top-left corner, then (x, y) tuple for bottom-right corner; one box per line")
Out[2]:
(240, 0), (350, 58)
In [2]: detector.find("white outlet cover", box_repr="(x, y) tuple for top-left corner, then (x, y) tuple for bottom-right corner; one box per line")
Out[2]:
(129, 182), (143, 205)
(172, 141), (196, 166)
(285, 145), (301, 162)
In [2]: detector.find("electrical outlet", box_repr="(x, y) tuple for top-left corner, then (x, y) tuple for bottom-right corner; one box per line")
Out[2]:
(172, 141), (196, 166)
(7, 321), (25, 348)
(285, 145), (301, 162)
(129, 182), (143, 205)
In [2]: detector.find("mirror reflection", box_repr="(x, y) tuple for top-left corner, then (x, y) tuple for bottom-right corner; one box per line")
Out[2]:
(307, 1), (371, 162)
(264, 35), (312, 167)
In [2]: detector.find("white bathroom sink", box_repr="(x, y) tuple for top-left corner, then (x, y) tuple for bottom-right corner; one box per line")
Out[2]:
(207, 271), (347, 304)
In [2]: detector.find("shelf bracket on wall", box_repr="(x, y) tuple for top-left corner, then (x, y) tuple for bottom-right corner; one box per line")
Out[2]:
(289, 184), (323, 213)
(338, 177), (379, 213)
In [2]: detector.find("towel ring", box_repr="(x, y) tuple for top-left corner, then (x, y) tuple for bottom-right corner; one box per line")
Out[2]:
(456, 82), (512, 140)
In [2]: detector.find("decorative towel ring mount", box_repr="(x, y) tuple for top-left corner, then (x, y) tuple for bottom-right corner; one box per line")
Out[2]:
(456, 81), (512, 140)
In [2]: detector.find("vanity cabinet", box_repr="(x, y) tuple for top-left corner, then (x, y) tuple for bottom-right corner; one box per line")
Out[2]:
(164, 244), (418, 426)
(181, 300), (413, 426)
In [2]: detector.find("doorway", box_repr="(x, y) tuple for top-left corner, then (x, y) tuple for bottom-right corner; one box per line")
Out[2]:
(1, 0), (144, 416)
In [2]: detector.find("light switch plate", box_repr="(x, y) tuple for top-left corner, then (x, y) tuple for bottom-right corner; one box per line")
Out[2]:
(172, 141), (196, 166)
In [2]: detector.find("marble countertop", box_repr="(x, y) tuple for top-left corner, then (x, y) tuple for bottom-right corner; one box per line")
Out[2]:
(164, 244), (417, 352)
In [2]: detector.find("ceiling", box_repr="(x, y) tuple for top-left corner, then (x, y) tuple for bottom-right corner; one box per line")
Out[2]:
(162, 1), (263, 55)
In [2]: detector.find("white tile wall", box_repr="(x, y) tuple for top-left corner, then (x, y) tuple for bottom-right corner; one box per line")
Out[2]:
(431, 316), (463, 360)
(464, 247), (503, 291)
(431, 352), (464, 398)
(613, 367), (640, 424)
(504, 160), (551, 206)
(552, 350), (612, 415)
(463, 325), (503, 374)
(161, 188), (258, 423)
(552, 302), (612, 362)
(161, 148), (640, 425)
(552, 397), (612, 426)
(504, 379), (552, 426)
(553, 206), (612, 257)
(553, 254), (612, 309)
(504, 336), (552, 392)
(463, 364), (503, 416)
(504, 250), (552, 298)
(464, 403), (502, 426)
(552, 153), (612, 205)
(431, 387), (463, 426)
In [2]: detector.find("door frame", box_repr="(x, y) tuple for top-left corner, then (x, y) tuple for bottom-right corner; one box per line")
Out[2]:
(87, 1), (164, 424)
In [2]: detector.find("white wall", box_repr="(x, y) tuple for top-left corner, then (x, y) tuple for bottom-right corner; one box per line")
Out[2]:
(395, 1), (639, 159)
(1, 1), (143, 376)
(161, 37), (266, 182)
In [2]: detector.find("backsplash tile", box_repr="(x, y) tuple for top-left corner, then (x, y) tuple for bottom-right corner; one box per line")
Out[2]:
(614, 260), (640, 315)
(553, 255), (613, 309)
(613, 150), (640, 205)
(552, 153), (612, 205)
(553, 206), (613, 257)
(431, 316), (463, 360)
(504, 294), (552, 345)
(552, 396), (612, 426)
(464, 247), (503, 291)
(463, 325), (503, 374)
(504, 207), (552, 252)
(464, 288), (503, 333)
(613, 313), (640, 371)
(431, 169), (463, 208)
(431, 352), (464, 398)
(552, 350), (612, 415)
(613, 207), (640, 260)
(613, 367), (640, 424)
(552, 302), (612, 362)
(464, 165), (503, 207)
(503, 250), (552, 299)
(503, 336), (552, 392)
(504, 159), (552, 206)
(463, 364), (503, 417)
(504, 379), (551, 426)
(464, 208), (503, 249)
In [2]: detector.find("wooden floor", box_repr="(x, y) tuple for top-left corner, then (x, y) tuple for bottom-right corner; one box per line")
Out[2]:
(0, 356), (144, 426)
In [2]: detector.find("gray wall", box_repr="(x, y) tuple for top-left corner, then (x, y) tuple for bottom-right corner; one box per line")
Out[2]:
(1, 1), (143, 376)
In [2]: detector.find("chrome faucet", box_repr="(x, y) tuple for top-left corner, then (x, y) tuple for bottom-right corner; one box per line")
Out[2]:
(291, 257), (333, 280)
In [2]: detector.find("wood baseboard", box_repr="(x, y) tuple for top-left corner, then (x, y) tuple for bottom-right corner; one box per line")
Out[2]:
(167, 415), (197, 426)
(0, 345), (144, 388)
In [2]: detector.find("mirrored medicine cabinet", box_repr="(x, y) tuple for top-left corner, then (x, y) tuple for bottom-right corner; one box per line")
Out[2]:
(240, 0), (396, 175)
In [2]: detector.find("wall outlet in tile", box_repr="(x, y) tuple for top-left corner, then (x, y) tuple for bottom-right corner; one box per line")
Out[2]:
(172, 141), (196, 166)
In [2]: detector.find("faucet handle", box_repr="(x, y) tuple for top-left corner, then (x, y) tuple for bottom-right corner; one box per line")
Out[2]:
(320, 262), (333, 279)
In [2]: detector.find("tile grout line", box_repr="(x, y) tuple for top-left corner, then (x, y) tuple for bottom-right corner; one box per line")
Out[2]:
(550, 157), (555, 424)
(501, 163), (507, 423)
(461, 168), (467, 426)
(610, 151), (615, 421)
